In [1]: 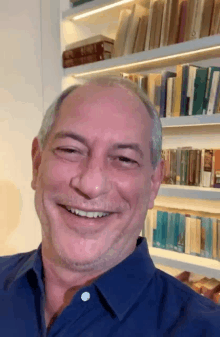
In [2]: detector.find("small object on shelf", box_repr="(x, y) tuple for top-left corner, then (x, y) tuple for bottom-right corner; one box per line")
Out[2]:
(65, 35), (114, 51)
(70, 0), (94, 7)
(175, 270), (190, 282)
(63, 52), (111, 68)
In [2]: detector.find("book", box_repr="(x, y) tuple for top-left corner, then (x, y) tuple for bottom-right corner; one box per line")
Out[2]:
(166, 77), (176, 117)
(188, 149), (197, 185)
(207, 71), (220, 115)
(62, 52), (111, 68)
(173, 64), (184, 117)
(187, 65), (199, 116)
(123, 4), (148, 56)
(173, 213), (180, 251)
(189, 216), (198, 256)
(192, 67), (208, 115)
(184, 0), (196, 41)
(177, 213), (185, 252)
(195, 149), (202, 186)
(191, 277), (209, 292)
(160, 71), (176, 118)
(65, 35), (114, 51)
(212, 218), (218, 259)
(133, 15), (149, 53)
(147, 73), (161, 111)
(160, 0), (171, 47)
(185, 215), (191, 254)
(63, 41), (114, 60)
(176, 148), (182, 185)
(151, 0), (165, 49)
(169, 149), (177, 184)
(200, 0), (215, 38)
(176, 0), (188, 43)
(145, 0), (157, 51)
(213, 149), (220, 188)
(202, 149), (214, 187)
(167, 0), (182, 45)
(187, 0), (206, 40)
(201, 278), (220, 299)
(156, 210), (168, 248)
(180, 64), (189, 116)
(202, 66), (220, 114)
(210, 0), (220, 36)
(201, 217), (213, 258)
(166, 212), (175, 250)
(180, 148), (190, 185)
(113, 9), (132, 58)
(175, 271), (190, 282)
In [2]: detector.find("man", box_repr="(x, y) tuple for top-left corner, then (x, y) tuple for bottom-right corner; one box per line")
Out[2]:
(0, 75), (219, 336)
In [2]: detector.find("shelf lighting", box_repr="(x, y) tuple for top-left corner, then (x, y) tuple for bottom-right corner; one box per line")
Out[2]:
(73, 0), (134, 20)
(72, 45), (220, 77)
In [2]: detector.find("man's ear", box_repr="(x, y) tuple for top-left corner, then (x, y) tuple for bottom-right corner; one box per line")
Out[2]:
(31, 137), (42, 190)
(148, 159), (164, 209)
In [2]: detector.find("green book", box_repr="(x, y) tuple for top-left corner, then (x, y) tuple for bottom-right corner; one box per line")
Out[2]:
(192, 68), (208, 115)
(166, 212), (175, 250)
(203, 66), (220, 114)
(177, 214), (185, 253)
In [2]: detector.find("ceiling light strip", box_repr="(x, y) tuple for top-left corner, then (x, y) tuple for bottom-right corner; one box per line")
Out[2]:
(73, 0), (134, 20)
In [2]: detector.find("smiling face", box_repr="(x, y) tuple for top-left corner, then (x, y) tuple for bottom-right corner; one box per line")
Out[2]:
(31, 84), (163, 273)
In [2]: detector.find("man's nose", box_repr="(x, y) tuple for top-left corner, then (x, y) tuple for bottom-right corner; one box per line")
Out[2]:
(70, 157), (111, 199)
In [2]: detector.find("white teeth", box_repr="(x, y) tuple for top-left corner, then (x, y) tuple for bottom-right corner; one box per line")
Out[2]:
(66, 207), (110, 218)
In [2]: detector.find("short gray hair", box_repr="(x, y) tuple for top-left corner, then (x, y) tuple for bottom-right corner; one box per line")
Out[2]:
(37, 75), (162, 169)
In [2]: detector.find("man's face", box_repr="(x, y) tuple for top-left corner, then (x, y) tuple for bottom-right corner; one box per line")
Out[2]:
(31, 84), (163, 271)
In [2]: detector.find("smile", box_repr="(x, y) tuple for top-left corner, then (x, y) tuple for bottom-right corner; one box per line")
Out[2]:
(64, 206), (111, 218)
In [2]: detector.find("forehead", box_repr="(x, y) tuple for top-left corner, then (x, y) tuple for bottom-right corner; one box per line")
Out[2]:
(52, 84), (152, 144)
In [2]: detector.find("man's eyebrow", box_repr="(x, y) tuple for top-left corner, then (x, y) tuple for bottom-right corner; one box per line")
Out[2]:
(53, 131), (88, 146)
(112, 143), (144, 159)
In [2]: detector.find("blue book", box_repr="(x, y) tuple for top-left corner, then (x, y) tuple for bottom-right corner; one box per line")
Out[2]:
(166, 213), (175, 250)
(177, 214), (185, 253)
(180, 64), (189, 116)
(201, 217), (213, 258)
(173, 213), (180, 251)
(160, 71), (176, 118)
(155, 211), (163, 248)
(161, 211), (168, 249)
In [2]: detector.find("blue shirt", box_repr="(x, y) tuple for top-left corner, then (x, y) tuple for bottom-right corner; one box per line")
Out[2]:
(0, 236), (220, 336)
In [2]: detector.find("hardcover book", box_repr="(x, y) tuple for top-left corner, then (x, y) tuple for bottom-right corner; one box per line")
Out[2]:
(113, 9), (132, 58)
(63, 52), (111, 68)
(65, 35), (114, 51)
(160, 71), (176, 118)
(192, 67), (208, 115)
(177, 213), (185, 252)
(63, 41), (114, 60)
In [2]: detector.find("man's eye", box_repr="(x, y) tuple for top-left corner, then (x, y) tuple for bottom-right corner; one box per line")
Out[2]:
(53, 147), (83, 160)
(117, 156), (138, 166)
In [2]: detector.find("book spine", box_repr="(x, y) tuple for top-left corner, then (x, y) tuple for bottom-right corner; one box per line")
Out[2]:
(166, 212), (175, 250)
(177, 0), (188, 43)
(195, 149), (201, 186)
(161, 211), (168, 249)
(207, 71), (220, 115)
(185, 215), (191, 254)
(177, 213), (185, 252)
(173, 213), (180, 251)
(63, 52), (111, 68)
(63, 41), (113, 60)
(203, 149), (213, 187)
(166, 77), (175, 117)
(212, 218), (218, 259)
(156, 211), (164, 248)
(192, 68), (208, 115)
(180, 64), (189, 116)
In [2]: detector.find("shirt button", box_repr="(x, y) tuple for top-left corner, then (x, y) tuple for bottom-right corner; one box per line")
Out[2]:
(81, 291), (90, 302)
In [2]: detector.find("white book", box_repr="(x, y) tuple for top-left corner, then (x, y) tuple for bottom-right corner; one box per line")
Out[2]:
(123, 4), (148, 56)
(187, 66), (197, 115)
(166, 77), (175, 117)
(112, 9), (132, 58)
(65, 34), (114, 51)
(207, 71), (220, 115)
(189, 0), (205, 40)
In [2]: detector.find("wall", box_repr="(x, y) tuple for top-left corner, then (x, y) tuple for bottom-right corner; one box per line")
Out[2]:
(0, 0), (61, 254)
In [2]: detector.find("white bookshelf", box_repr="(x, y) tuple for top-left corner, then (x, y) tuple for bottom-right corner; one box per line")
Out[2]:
(149, 247), (220, 279)
(61, 0), (220, 278)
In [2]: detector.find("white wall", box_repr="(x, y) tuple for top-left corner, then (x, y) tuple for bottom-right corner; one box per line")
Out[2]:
(0, 0), (61, 254)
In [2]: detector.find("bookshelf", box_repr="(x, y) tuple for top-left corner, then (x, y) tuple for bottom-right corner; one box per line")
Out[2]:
(61, 0), (220, 277)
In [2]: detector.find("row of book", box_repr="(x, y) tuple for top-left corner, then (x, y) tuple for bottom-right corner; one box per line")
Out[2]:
(175, 271), (220, 304)
(63, 35), (114, 69)
(113, 0), (220, 57)
(146, 210), (220, 260)
(161, 148), (220, 188)
(121, 63), (220, 117)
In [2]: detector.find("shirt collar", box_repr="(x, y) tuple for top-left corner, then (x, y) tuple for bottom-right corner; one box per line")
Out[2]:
(94, 236), (156, 321)
(8, 237), (156, 321)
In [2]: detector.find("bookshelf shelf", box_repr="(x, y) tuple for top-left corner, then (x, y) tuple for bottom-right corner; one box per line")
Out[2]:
(161, 115), (220, 128)
(64, 35), (220, 78)
(158, 185), (220, 200)
(149, 247), (220, 279)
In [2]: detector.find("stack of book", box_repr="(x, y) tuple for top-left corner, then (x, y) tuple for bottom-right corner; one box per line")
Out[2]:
(70, 0), (94, 7)
(62, 35), (114, 69)
(161, 147), (220, 188)
(121, 63), (220, 117)
(113, 0), (220, 57)
(147, 209), (220, 260)
(175, 271), (220, 304)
